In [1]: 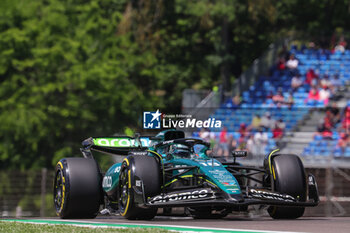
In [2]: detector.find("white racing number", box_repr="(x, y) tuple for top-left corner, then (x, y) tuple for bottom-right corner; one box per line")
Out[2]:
(114, 166), (121, 173)
(102, 176), (112, 188)
(200, 161), (220, 166)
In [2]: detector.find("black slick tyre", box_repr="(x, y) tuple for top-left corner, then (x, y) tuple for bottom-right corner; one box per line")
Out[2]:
(54, 158), (102, 218)
(268, 154), (307, 219)
(118, 155), (160, 220)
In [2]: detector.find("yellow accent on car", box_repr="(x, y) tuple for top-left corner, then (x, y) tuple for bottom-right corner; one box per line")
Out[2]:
(163, 175), (218, 188)
(268, 149), (280, 175)
(57, 161), (63, 169)
(59, 164), (66, 213)
(164, 175), (193, 187)
(121, 193), (130, 217)
(123, 158), (130, 166)
(204, 179), (217, 187)
(272, 165), (276, 180)
(148, 150), (163, 161)
(121, 162), (131, 217)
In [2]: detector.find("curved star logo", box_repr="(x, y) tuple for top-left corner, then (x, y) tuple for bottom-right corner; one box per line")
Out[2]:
(151, 109), (161, 122)
(143, 110), (162, 129)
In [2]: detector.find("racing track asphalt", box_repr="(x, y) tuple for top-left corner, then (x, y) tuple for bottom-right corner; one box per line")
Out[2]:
(29, 215), (350, 233)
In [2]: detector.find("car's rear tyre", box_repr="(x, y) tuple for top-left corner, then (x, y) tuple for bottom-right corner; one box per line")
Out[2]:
(54, 158), (102, 218)
(118, 155), (160, 220)
(268, 154), (306, 219)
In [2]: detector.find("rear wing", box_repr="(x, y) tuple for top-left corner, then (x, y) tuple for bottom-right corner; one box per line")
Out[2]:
(81, 136), (153, 157)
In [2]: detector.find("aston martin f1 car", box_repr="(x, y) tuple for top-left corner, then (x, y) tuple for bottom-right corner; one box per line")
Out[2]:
(54, 129), (319, 220)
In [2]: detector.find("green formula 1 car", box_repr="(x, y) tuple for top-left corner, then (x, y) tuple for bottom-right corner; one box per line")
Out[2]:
(53, 129), (319, 220)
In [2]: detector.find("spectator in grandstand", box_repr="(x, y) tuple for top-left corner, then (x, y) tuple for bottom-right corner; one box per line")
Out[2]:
(199, 128), (210, 142)
(342, 107), (350, 132)
(307, 87), (320, 102)
(261, 100), (274, 108)
(225, 94), (241, 108)
(285, 92), (294, 108)
(276, 119), (286, 130)
(209, 131), (217, 149)
(319, 86), (331, 105)
(327, 103), (341, 125)
(286, 54), (298, 69)
(324, 110), (334, 129)
(308, 41), (316, 51)
(238, 123), (248, 138)
(272, 122), (284, 139)
(271, 57), (286, 77)
(266, 90), (274, 99)
(322, 125), (333, 140)
(227, 134), (237, 155)
(334, 37), (347, 53)
(286, 54), (299, 75)
(250, 114), (261, 130)
(237, 134), (246, 149)
(314, 119), (326, 138)
(232, 94), (241, 107)
(272, 90), (284, 105)
(277, 57), (286, 71)
(305, 68), (318, 86)
(260, 112), (275, 130)
(217, 127), (229, 157)
(337, 133), (349, 154)
(291, 73), (303, 92)
(246, 134), (255, 156)
(320, 74), (331, 88)
(330, 74), (342, 93)
(254, 128), (268, 156)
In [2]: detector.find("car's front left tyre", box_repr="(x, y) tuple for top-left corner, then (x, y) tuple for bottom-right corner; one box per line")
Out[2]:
(118, 155), (160, 220)
(54, 158), (102, 218)
(267, 154), (307, 219)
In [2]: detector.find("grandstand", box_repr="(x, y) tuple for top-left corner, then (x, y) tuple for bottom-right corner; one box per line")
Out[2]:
(192, 46), (350, 160)
(188, 44), (350, 216)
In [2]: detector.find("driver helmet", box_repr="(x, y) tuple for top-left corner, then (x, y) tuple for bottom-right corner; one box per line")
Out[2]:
(171, 144), (191, 157)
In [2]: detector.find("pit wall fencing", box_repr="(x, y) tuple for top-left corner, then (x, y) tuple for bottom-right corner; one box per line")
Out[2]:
(0, 167), (349, 217)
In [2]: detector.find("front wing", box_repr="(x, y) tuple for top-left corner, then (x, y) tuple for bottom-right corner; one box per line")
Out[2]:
(141, 175), (319, 208)
(144, 188), (318, 208)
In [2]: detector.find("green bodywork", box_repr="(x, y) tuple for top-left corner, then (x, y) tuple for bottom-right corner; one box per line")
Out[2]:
(102, 153), (241, 196)
(100, 129), (241, 195)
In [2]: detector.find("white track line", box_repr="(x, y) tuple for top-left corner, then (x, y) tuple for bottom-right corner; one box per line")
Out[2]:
(32, 218), (306, 233)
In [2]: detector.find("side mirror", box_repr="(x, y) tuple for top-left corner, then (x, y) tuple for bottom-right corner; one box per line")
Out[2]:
(232, 151), (247, 157)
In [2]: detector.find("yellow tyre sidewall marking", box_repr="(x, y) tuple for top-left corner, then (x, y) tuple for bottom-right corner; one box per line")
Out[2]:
(268, 149), (279, 176)
(272, 164), (276, 180)
(56, 161), (66, 215)
(121, 158), (131, 216)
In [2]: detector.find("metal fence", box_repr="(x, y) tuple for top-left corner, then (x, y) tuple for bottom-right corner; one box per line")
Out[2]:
(0, 169), (55, 217)
(1, 165), (350, 217)
(233, 38), (290, 94)
(181, 38), (290, 131)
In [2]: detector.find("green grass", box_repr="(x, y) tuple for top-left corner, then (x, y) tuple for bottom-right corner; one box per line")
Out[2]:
(0, 222), (172, 233)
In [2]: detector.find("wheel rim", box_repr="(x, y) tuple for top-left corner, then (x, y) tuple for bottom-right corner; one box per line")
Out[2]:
(118, 164), (129, 212)
(54, 169), (64, 212)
